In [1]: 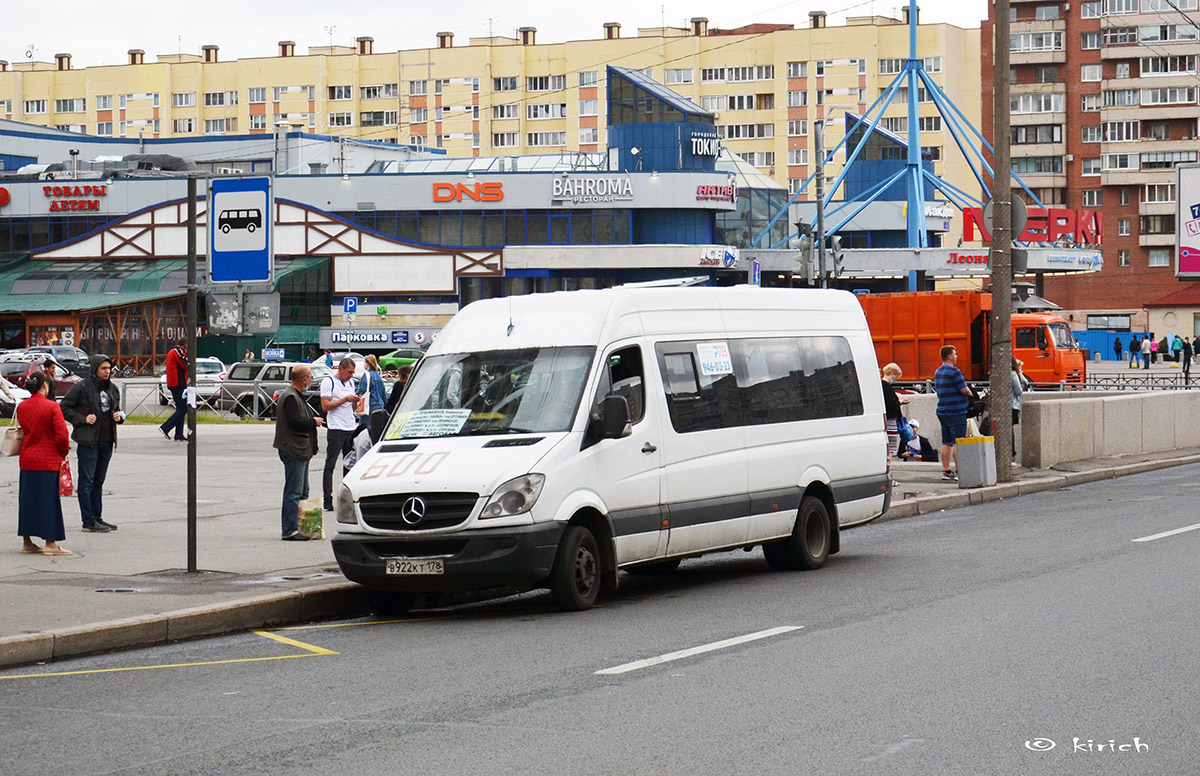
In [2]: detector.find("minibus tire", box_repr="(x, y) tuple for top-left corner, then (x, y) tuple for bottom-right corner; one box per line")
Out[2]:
(624, 558), (682, 575)
(763, 496), (830, 571)
(550, 525), (601, 611)
(367, 589), (415, 616)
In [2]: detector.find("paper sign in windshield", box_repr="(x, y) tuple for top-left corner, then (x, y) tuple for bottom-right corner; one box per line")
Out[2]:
(696, 342), (733, 376)
(400, 409), (472, 437)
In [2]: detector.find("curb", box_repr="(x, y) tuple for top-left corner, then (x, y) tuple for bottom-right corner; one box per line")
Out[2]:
(0, 581), (367, 671)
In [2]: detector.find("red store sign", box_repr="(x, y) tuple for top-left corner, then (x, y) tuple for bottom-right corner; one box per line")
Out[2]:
(43, 183), (107, 212)
(946, 251), (988, 265)
(0, 187), (9, 208)
(963, 207), (1102, 245)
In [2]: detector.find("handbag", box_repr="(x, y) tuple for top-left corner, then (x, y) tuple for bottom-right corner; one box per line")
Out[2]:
(1, 412), (22, 457)
(59, 458), (74, 497)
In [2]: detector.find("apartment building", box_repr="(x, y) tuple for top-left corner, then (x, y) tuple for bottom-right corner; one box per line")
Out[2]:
(982, 0), (1200, 315)
(0, 14), (980, 219)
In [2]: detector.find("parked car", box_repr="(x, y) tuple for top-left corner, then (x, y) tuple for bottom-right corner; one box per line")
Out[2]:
(158, 357), (228, 406)
(219, 361), (341, 418)
(26, 345), (90, 372)
(0, 356), (83, 398)
(0, 377), (31, 418)
(378, 347), (425, 373)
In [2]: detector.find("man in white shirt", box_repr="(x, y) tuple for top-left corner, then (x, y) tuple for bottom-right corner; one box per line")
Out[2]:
(320, 357), (358, 510)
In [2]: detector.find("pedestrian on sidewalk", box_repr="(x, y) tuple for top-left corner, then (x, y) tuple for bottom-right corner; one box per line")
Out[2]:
(1113, 337), (1122, 363)
(158, 340), (189, 441)
(1141, 336), (1151, 370)
(1151, 336), (1161, 364)
(1184, 337), (1193, 382)
(1129, 335), (1139, 368)
(354, 354), (386, 423)
(273, 365), (324, 541)
(17, 372), (72, 556)
(881, 363), (908, 458)
(1172, 334), (1183, 364)
(934, 345), (973, 481)
(1011, 357), (1025, 458)
(385, 364), (413, 414)
(41, 358), (59, 400)
(320, 356), (358, 511)
(60, 355), (124, 533)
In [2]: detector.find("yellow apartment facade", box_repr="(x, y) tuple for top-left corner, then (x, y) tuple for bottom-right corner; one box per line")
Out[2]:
(0, 14), (980, 206)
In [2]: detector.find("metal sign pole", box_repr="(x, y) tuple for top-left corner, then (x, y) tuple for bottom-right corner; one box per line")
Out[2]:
(991, 0), (1015, 481)
(186, 176), (199, 572)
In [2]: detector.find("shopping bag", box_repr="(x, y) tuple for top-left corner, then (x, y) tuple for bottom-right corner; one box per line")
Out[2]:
(1, 414), (23, 457)
(298, 498), (325, 540)
(59, 458), (74, 497)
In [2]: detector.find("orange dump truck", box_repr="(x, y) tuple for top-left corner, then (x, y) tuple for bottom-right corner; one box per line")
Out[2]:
(857, 290), (1087, 385)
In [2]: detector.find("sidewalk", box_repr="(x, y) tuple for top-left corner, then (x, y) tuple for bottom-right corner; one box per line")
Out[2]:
(3, 424), (1198, 669)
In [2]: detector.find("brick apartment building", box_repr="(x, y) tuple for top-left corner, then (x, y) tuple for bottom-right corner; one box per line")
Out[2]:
(982, 0), (1200, 326)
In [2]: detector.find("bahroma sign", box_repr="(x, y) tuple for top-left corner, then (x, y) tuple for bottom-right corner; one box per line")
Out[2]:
(963, 207), (1102, 245)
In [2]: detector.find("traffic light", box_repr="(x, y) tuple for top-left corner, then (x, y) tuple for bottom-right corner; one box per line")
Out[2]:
(828, 235), (845, 276)
(793, 234), (815, 283)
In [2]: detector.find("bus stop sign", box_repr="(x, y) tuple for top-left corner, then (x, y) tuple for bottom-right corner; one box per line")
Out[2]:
(209, 176), (273, 284)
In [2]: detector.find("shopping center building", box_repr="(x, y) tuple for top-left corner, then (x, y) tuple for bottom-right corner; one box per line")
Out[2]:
(0, 12), (981, 239)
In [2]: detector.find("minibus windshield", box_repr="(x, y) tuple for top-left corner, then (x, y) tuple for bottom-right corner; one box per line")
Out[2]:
(385, 346), (595, 438)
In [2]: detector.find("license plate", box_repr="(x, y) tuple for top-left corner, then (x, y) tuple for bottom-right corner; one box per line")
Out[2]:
(385, 558), (444, 575)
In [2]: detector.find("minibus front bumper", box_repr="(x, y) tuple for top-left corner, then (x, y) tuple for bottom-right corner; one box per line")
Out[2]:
(332, 522), (566, 593)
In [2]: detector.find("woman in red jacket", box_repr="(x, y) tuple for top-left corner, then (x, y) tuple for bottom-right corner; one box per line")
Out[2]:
(18, 372), (72, 556)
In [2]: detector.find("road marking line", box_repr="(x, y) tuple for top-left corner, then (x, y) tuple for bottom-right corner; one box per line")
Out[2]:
(1133, 522), (1200, 543)
(0, 631), (338, 681)
(250, 629), (339, 655)
(594, 626), (803, 676)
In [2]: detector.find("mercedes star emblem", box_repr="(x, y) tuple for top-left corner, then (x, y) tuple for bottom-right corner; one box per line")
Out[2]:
(401, 496), (427, 525)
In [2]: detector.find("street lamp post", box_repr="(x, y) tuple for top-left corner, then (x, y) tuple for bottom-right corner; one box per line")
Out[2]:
(814, 121), (828, 288)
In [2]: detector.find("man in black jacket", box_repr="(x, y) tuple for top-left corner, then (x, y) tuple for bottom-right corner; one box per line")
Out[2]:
(60, 355), (125, 533)
(273, 365), (325, 541)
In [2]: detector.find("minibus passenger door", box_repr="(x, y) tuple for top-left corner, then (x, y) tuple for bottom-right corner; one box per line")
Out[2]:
(585, 345), (666, 564)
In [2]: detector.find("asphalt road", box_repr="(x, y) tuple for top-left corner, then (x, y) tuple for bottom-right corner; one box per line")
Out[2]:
(2, 464), (1198, 775)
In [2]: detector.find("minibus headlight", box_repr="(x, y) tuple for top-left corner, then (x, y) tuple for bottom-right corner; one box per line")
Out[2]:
(336, 484), (357, 525)
(480, 474), (545, 519)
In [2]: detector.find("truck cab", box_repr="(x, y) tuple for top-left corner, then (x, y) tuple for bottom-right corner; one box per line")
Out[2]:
(1011, 313), (1086, 385)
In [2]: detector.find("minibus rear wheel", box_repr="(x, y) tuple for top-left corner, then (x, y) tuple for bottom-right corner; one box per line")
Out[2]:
(763, 496), (830, 571)
(550, 525), (601, 611)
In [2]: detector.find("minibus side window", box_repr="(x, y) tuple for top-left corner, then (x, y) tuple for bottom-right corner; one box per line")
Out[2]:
(797, 337), (864, 419)
(592, 346), (645, 424)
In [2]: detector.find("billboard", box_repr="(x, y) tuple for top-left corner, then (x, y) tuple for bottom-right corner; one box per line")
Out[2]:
(1177, 164), (1200, 277)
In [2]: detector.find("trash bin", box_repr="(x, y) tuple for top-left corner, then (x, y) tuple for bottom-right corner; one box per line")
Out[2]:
(957, 435), (996, 489)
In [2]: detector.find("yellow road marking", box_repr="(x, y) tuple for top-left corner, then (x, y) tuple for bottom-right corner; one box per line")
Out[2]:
(0, 630), (338, 681)
(250, 629), (339, 655)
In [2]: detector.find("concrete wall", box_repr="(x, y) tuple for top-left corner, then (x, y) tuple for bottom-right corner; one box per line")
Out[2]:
(899, 389), (1200, 468)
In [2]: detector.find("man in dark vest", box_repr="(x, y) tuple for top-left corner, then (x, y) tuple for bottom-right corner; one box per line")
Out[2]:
(273, 365), (324, 541)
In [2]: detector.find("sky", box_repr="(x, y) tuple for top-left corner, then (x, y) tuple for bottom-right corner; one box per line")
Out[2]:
(6, 0), (988, 69)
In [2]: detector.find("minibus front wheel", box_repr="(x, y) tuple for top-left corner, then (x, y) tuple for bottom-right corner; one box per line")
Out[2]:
(549, 525), (601, 611)
(763, 495), (830, 571)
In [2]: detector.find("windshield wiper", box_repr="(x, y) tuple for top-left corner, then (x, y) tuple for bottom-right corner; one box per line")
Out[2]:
(461, 426), (538, 435)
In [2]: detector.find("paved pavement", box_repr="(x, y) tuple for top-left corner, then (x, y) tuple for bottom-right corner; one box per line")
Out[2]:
(3, 422), (1198, 669)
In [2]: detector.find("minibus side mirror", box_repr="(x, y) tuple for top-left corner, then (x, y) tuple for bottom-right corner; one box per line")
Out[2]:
(601, 395), (632, 439)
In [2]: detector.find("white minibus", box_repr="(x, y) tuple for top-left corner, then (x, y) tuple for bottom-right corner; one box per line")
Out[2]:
(332, 285), (891, 611)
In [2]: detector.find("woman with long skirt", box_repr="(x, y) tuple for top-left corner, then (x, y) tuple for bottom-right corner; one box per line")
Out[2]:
(17, 371), (72, 556)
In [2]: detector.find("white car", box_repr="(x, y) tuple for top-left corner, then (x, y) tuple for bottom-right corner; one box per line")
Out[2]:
(159, 357), (228, 406)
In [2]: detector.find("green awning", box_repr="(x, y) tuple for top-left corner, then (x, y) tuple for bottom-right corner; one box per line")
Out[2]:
(0, 255), (329, 314)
